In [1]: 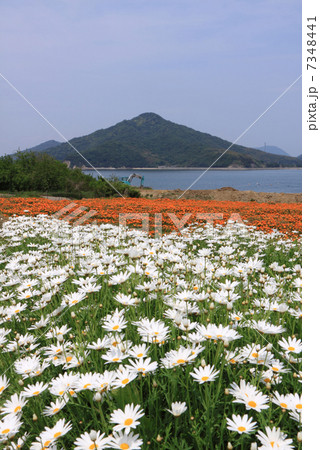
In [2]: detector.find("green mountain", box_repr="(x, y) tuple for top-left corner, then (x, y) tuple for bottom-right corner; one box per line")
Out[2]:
(29, 113), (302, 168)
(26, 140), (62, 152)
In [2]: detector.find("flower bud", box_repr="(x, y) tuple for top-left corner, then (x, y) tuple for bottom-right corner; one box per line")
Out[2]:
(250, 443), (258, 450)
(227, 443), (233, 449)
(32, 414), (38, 421)
(90, 430), (97, 441)
(71, 311), (76, 319)
(93, 392), (102, 402)
(201, 359), (206, 367)
(297, 431), (302, 442)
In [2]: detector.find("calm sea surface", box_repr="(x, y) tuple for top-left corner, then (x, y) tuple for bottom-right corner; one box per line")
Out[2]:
(83, 169), (302, 193)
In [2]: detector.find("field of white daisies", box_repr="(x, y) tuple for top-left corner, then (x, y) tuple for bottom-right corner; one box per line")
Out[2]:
(0, 215), (302, 449)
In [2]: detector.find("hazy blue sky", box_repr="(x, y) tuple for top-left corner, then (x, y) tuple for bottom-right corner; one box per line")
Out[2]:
(0, 0), (301, 156)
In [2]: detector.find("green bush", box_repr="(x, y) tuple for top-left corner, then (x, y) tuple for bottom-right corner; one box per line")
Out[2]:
(0, 152), (140, 198)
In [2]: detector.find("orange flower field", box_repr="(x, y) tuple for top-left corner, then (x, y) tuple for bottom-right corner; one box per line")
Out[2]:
(0, 197), (301, 237)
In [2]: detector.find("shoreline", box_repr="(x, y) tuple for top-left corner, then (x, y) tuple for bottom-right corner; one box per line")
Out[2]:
(139, 187), (302, 203)
(82, 167), (301, 171)
(0, 187), (301, 204)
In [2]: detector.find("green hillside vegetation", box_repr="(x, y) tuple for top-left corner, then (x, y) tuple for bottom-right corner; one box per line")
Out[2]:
(26, 140), (62, 152)
(35, 113), (302, 168)
(0, 152), (139, 199)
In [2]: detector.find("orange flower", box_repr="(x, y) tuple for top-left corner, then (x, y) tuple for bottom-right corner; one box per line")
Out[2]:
(0, 197), (301, 238)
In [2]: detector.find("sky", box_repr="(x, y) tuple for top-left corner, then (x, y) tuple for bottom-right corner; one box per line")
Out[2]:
(0, 0), (302, 157)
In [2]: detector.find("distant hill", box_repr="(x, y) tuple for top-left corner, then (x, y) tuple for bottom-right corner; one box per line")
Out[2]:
(26, 140), (62, 152)
(256, 145), (290, 157)
(24, 113), (302, 168)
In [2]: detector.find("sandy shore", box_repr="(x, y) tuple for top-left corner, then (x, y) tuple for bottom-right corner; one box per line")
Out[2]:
(139, 187), (301, 203)
(82, 167), (301, 171)
(0, 188), (302, 204)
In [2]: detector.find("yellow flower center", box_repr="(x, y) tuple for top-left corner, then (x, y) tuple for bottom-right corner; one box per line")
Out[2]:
(248, 400), (257, 408)
(53, 408), (60, 413)
(120, 444), (130, 450)
(124, 418), (133, 426)
(137, 353), (143, 357)
(238, 426), (246, 432)
(66, 356), (73, 362)
(288, 346), (295, 351)
(0, 387), (4, 392)
(54, 432), (62, 438)
(83, 383), (91, 389)
(33, 391), (40, 395)
(1, 428), (10, 434)
(113, 325), (119, 330)
(121, 378), (129, 385)
(177, 359), (186, 364)
(296, 403), (302, 409)
(113, 358), (120, 362)
(44, 441), (52, 447)
(251, 352), (258, 358)
(89, 445), (96, 450)
(272, 367), (279, 372)
(14, 406), (21, 413)
(280, 402), (287, 408)
(202, 376), (209, 381)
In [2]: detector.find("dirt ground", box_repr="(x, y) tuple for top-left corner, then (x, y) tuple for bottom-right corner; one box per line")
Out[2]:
(140, 187), (302, 203)
(0, 189), (302, 204)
